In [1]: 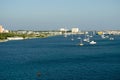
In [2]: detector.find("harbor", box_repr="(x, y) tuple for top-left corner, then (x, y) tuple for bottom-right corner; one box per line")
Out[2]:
(0, 35), (120, 80)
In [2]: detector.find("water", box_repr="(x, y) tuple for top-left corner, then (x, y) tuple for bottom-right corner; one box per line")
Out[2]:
(0, 35), (120, 80)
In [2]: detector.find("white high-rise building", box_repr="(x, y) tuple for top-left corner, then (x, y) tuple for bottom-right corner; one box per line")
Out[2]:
(60, 28), (67, 32)
(0, 25), (9, 33)
(0, 25), (4, 33)
(71, 28), (79, 33)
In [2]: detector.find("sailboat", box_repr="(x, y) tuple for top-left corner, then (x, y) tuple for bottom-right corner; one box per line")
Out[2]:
(77, 37), (81, 39)
(89, 31), (93, 37)
(83, 34), (87, 41)
(77, 34), (81, 39)
(83, 35), (90, 42)
(109, 37), (114, 40)
(64, 28), (67, 38)
(79, 38), (84, 46)
(71, 38), (74, 41)
(71, 33), (74, 41)
(101, 34), (106, 39)
(64, 33), (67, 37)
(83, 32), (90, 42)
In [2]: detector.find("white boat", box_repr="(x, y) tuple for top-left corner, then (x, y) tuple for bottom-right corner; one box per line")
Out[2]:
(64, 30), (67, 37)
(79, 43), (84, 46)
(89, 32), (93, 37)
(83, 34), (90, 42)
(71, 38), (74, 41)
(101, 35), (109, 39)
(79, 38), (84, 46)
(83, 38), (90, 42)
(83, 33), (87, 41)
(71, 33), (74, 41)
(83, 38), (87, 41)
(89, 41), (96, 45)
(109, 37), (114, 40)
(77, 37), (81, 39)
(101, 34), (106, 39)
(89, 36), (93, 38)
(64, 34), (67, 37)
(63, 27), (68, 38)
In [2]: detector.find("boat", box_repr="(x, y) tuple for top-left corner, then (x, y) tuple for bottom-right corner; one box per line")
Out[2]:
(79, 38), (84, 46)
(71, 38), (74, 41)
(83, 38), (87, 41)
(83, 34), (90, 42)
(77, 37), (81, 39)
(101, 34), (109, 39)
(109, 37), (114, 40)
(89, 41), (96, 45)
(64, 34), (67, 37)
(89, 31), (93, 37)
(63, 27), (68, 38)
(101, 34), (106, 39)
(89, 35), (93, 38)
(77, 34), (81, 39)
(83, 33), (87, 41)
(64, 29), (67, 37)
(83, 37), (90, 42)
(79, 43), (84, 46)
(71, 33), (74, 41)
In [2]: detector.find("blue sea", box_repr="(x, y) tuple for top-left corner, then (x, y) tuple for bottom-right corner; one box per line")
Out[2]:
(0, 35), (120, 80)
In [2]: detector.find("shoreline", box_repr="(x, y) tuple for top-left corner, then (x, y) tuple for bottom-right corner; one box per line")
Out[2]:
(0, 36), (53, 43)
(0, 40), (8, 42)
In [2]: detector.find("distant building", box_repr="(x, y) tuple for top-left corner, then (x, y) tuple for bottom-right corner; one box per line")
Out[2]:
(71, 28), (79, 33)
(17, 30), (27, 34)
(106, 30), (120, 35)
(97, 31), (103, 35)
(60, 28), (67, 32)
(60, 28), (68, 34)
(4, 30), (9, 33)
(0, 25), (9, 33)
(0, 25), (4, 33)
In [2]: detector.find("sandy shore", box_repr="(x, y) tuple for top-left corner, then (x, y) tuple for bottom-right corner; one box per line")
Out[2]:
(0, 40), (8, 42)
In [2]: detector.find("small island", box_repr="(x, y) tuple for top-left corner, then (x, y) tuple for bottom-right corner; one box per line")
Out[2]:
(0, 30), (62, 42)
(0, 25), (62, 42)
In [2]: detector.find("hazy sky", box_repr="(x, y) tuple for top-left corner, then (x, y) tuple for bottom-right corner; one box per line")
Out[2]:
(0, 0), (120, 30)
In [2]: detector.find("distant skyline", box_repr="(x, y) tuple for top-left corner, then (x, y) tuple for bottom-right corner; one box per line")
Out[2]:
(0, 0), (120, 30)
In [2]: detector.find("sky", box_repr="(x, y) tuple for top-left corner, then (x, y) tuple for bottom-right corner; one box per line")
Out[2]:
(0, 0), (120, 30)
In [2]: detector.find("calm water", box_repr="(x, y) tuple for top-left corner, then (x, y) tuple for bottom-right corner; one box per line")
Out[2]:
(0, 35), (120, 80)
